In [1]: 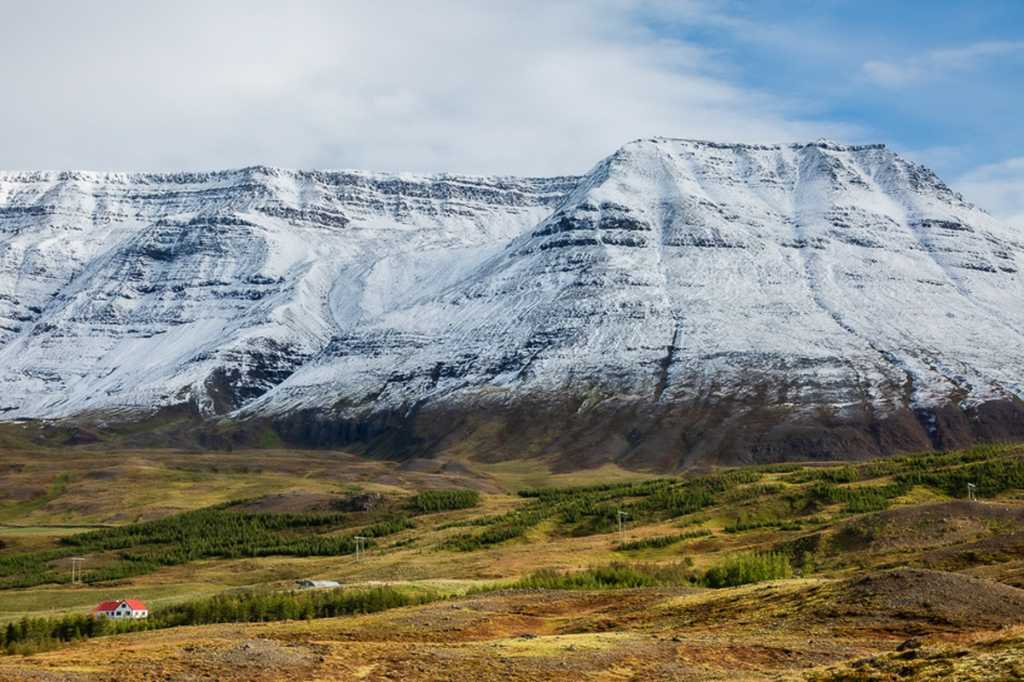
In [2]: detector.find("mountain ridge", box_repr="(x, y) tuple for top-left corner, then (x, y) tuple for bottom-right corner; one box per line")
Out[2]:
(1, 138), (1022, 466)
(0, 137), (890, 177)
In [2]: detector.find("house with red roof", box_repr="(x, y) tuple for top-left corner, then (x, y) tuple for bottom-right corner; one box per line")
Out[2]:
(91, 599), (148, 619)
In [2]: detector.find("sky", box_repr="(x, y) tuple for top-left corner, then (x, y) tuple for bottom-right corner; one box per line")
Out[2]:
(0, 0), (1020, 224)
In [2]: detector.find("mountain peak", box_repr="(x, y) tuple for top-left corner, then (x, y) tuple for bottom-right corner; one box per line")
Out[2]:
(616, 137), (887, 154)
(0, 139), (1021, 466)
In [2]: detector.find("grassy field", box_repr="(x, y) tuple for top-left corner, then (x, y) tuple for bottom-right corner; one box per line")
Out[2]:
(2, 442), (1024, 679)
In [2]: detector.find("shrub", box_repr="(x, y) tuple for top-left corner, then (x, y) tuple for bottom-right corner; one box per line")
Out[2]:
(702, 551), (793, 588)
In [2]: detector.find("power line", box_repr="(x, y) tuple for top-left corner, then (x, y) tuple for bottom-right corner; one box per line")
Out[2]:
(353, 536), (368, 562)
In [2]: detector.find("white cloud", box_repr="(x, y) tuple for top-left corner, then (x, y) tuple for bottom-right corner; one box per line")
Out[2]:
(955, 158), (1024, 227)
(861, 60), (921, 88)
(0, 0), (844, 175)
(863, 41), (1024, 88)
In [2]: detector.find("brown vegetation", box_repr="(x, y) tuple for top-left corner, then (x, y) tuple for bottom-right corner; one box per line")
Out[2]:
(3, 443), (1024, 679)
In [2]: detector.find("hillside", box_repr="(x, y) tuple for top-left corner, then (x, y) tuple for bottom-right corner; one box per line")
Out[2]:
(0, 167), (574, 417)
(1, 139), (1023, 466)
(3, 443), (1024, 679)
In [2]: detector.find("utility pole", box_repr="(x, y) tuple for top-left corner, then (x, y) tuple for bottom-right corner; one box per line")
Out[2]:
(967, 483), (977, 502)
(70, 557), (84, 585)
(616, 510), (629, 537)
(353, 536), (368, 562)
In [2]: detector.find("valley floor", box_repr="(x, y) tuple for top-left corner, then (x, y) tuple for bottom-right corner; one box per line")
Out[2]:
(4, 580), (1024, 680)
(3, 441), (1024, 680)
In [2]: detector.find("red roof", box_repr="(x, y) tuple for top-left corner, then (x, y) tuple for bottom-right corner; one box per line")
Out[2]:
(92, 599), (147, 613)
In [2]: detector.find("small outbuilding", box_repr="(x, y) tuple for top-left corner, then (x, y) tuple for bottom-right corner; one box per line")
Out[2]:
(92, 599), (149, 619)
(296, 579), (341, 590)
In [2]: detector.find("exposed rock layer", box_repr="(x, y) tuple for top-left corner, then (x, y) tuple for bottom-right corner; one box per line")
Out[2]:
(1, 139), (1022, 466)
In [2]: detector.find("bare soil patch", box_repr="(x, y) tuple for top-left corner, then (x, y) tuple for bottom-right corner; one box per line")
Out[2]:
(841, 568), (1024, 629)
(229, 492), (340, 514)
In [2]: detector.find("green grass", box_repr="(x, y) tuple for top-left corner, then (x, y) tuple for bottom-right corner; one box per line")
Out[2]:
(0, 472), (72, 523)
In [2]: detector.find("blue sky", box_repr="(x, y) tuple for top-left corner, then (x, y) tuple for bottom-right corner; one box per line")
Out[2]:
(0, 1), (1020, 223)
(643, 1), (1023, 178)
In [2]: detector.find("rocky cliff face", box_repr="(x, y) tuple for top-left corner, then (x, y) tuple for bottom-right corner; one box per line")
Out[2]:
(2, 140), (1022, 466)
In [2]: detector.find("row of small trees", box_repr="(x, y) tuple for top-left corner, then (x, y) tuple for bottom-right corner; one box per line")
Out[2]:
(509, 552), (791, 591)
(805, 481), (909, 514)
(616, 529), (711, 551)
(1, 549), (797, 655)
(447, 471), (767, 552)
(0, 614), (146, 656)
(785, 442), (1015, 485)
(0, 509), (416, 589)
(0, 586), (431, 656)
(2, 484), (495, 588)
(156, 585), (429, 627)
(407, 489), (480, 513)
(896, 457), (1024, 498)
(702, 551), (793, 588)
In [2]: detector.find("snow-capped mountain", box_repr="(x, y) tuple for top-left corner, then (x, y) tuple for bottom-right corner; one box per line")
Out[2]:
(0, 167), (575, 417)
(1, 140), (1022, 465)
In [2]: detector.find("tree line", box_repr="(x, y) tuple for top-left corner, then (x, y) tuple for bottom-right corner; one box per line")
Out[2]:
(0, 508), (415, 589)
(444, 470), (763, 551)
(407, 489), (480, 513)
(0, 586), (432, 656)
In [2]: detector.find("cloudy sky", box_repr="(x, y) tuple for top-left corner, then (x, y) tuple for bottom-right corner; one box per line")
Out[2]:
(0, 1), (1020, 223)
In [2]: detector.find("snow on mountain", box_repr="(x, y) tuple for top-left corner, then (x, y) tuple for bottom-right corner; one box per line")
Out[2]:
(1, 139), (1022, 464)
(247, 139), (1024, 463)
(0, 167), (576, 417)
